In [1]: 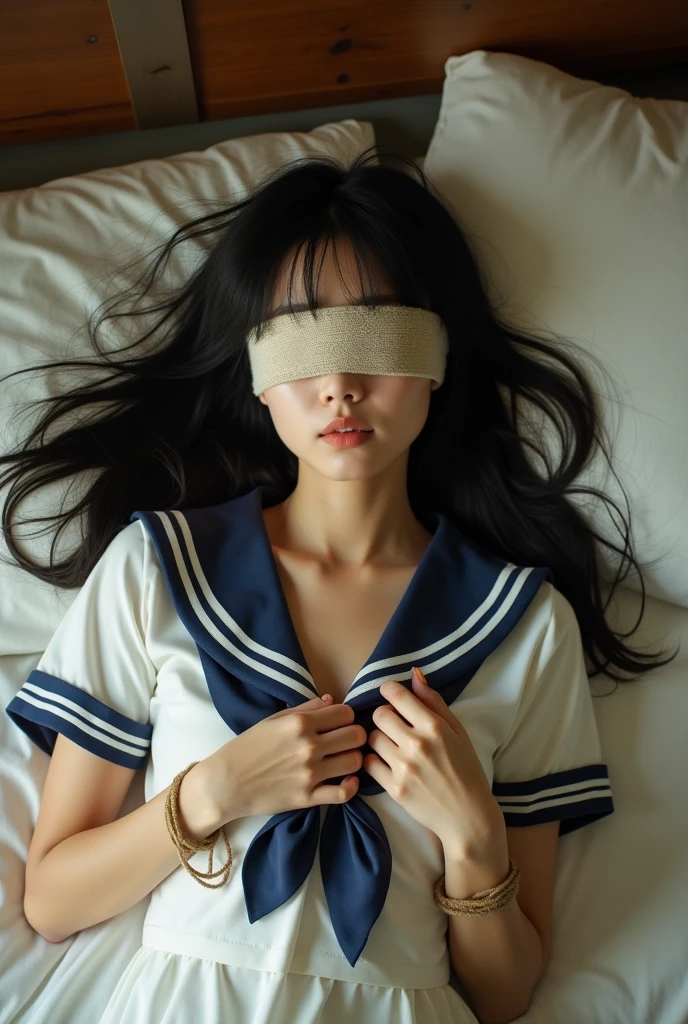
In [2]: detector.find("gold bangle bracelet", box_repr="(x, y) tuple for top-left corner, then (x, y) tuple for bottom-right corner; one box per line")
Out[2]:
(164, 762), (232, 889)
(433, 858), (520, 916)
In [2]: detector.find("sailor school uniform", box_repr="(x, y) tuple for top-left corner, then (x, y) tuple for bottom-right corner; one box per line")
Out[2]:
(6, 485), (614, 1024)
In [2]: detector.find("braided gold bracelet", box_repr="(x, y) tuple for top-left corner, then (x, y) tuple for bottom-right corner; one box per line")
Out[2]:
(434, 858), (520, 916)
(164, 761), (232, 889)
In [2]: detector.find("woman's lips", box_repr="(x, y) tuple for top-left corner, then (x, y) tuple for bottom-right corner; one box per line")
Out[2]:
(320, 430), (374, 448)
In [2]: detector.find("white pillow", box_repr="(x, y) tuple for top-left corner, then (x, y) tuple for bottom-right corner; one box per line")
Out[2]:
(0, 119), (375, 655)
(423, 50), (688, 608)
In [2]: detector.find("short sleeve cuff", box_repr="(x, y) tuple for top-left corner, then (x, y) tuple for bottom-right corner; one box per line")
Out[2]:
(5, 669), (152, 770)
(492, 763), (614, 836)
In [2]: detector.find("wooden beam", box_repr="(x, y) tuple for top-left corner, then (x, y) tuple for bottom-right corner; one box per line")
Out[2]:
(107, 0), (198, 129)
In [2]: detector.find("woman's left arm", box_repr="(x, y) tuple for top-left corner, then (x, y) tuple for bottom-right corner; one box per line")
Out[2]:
(442, 821), (558, 1024)
(365, 672), (559, 1024)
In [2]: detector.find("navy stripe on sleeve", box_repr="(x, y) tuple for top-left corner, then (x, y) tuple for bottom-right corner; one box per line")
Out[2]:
(492, 763), (614, 835)
(5, 669), (152, 770)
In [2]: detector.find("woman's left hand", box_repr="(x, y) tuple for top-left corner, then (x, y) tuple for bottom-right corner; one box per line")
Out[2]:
(364, 667), (507, 858)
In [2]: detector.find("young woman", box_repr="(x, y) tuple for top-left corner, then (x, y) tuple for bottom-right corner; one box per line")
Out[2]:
(2, 147), (677, 1024)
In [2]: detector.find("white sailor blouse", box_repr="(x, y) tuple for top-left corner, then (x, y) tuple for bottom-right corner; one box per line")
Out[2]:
(6, 485), (614, 984)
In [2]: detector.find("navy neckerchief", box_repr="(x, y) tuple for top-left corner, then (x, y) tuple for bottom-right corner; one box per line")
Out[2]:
(131, 486), (552, 967)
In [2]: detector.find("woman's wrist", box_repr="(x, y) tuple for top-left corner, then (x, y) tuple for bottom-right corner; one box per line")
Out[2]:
(440, 828), (511, 900)
(176, 760), (229, 839)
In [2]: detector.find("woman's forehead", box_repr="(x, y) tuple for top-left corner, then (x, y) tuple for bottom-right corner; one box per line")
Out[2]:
(268, 238), (396, 311)
(269, 293), (401, 318)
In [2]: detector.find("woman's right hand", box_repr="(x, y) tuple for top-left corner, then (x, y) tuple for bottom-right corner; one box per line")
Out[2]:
(200, 695), (367, 826)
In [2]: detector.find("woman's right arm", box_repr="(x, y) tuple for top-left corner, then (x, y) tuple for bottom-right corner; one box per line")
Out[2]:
(24, 695), (365, 944)
(23, 733), (222, 944)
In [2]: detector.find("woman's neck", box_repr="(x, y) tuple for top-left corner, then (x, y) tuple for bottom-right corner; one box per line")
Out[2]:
(264, 468), (431, 570)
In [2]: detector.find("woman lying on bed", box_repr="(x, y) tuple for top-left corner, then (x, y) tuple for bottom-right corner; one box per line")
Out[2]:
(1, 147), (676, 1024)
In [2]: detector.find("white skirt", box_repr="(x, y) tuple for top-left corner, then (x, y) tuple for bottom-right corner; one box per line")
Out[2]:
(98, 947), (480, 1024)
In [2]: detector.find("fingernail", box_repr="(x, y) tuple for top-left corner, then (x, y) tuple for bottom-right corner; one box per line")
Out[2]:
(321, 693), (332, 702)
(413, 666), (428, 685)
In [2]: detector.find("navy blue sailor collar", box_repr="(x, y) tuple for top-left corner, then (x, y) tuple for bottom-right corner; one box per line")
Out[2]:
(131, 484), (552, 714)
(130, 486), (553, 968)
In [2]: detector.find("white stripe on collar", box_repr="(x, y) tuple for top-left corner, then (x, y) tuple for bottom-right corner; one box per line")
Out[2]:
(346, 565), (537, 702)
(156, 510), (317, 700)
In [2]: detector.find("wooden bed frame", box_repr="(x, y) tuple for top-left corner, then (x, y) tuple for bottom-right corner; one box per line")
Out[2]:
(2, 0), (688, 147)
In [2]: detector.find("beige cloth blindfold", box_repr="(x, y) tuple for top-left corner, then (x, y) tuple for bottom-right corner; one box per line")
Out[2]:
(247, 304), (449, 395)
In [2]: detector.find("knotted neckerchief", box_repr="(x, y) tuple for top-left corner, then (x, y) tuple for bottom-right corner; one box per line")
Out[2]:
(131, 486), (552, 967)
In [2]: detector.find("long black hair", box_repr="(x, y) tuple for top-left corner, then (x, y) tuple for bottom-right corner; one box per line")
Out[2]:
(0, 146), (678, 686)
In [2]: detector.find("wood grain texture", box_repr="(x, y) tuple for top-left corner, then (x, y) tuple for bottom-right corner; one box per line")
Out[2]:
(1, 0), (687, 146)
(0, 0), (135, 144)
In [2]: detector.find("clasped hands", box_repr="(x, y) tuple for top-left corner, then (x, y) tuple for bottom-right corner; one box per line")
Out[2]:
(364, 667), (507, 860)
(204, 666), (506, 859)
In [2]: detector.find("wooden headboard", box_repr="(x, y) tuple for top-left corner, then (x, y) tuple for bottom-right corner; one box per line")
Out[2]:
(3, 0), (688, 147)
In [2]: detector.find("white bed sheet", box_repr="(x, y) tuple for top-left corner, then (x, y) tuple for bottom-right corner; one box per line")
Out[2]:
(1, 585), (687, 1024)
